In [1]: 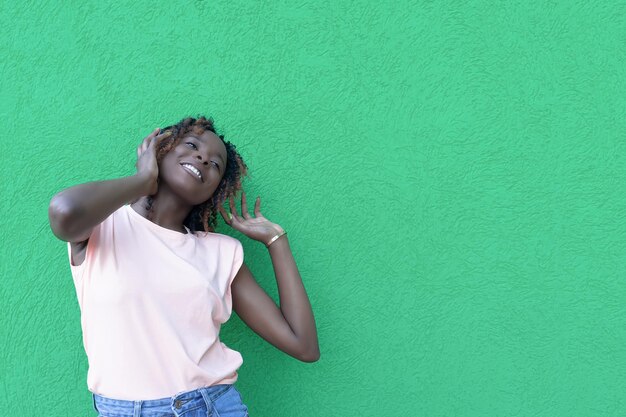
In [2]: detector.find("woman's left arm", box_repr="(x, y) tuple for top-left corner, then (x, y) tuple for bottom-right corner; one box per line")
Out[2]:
(219, 192), (320, 362)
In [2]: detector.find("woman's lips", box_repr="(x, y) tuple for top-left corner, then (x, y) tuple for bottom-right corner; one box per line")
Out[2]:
(180, 163), (203, 182)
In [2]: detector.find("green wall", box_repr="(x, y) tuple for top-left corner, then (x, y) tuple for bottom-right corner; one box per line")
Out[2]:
(2, 2), (625, 416)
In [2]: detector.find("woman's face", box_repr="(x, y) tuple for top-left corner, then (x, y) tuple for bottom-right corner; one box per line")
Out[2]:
(158, 130), (228, 206)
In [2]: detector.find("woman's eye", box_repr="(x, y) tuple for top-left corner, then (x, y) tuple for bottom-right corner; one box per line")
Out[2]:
(211, 161), (220, 169)
(185, 142), (197, 149)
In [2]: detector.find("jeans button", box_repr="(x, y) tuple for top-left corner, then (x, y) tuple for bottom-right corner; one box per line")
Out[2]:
(175, 399), (183, 408)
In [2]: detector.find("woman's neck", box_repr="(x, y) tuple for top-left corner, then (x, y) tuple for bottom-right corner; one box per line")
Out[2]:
(132, 190), (193, 234)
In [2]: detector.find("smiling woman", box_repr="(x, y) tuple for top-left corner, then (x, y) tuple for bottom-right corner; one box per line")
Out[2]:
(136, 117), (248, 233)
(48, 116), (320, 416)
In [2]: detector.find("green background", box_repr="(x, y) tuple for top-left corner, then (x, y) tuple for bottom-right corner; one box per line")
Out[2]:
(1, 1), (625, 416)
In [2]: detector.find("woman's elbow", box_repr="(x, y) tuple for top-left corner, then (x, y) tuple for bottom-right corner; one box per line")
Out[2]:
(48, 197), (67, 238)
(48, 196), (79, 241)
(298, 347), (321, 363)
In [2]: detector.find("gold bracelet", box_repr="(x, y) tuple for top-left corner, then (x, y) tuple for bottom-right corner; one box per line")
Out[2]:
(266, 230), (287, 248)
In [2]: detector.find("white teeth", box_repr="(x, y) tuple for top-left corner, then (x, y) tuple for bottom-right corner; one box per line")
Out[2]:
(182, 163), (202, 180)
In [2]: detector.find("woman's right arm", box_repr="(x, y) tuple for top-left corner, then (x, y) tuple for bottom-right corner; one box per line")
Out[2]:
(48, 128), (169, 243)
(48, 175), (151, 242)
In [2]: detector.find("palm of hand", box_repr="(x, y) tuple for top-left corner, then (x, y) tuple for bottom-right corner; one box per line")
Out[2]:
(219, 192), (285, 244)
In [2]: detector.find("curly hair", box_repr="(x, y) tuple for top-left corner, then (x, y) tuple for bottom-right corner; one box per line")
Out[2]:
(142, 116), (248, 233)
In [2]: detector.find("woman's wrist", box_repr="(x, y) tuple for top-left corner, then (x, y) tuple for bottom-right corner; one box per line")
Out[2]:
(265, 229), (287, 248)
(133, 171), (158, 196)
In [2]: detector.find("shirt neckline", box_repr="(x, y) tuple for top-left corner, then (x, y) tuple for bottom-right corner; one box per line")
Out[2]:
(125, 204), (193, 239)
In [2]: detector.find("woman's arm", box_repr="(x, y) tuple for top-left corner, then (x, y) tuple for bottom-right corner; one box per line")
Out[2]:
(231, 238), (320, 362)
(220, 193), (320, 362)
(48, 128), (167, 242)
(267, 233), (319, 360)
(49, 175), (151, 242)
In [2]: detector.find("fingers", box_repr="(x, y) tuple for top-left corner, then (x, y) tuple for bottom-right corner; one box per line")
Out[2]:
(138, 128), (158, 156)
(241, 192), (251, 219)
(220, 192), (263, 228)
(152, 130), (173, 153)
(143, 128), (172, 143)
(254, 196), (261, 217)
(155, 130), (173, 142)
(138, 138), (149, 158)
(228, 195), (243, 222)
(218, 205), (233, 225)
(238, 192), (262, 219)
(144, 128), (160, 142)
(138, 129), (172, 158)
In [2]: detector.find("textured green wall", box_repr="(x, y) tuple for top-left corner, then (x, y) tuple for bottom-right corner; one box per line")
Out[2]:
(1, 1), (625, 416)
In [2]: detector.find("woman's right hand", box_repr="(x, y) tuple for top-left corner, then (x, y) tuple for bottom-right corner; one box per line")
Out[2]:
(136, 128), (172, 195)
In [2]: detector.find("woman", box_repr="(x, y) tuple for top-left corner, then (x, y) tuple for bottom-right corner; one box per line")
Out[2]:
(48, 116), (320, 416)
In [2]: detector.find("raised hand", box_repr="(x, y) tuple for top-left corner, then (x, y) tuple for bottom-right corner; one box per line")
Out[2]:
(135, 128), (172, 195)
(219, 191), (285, 246)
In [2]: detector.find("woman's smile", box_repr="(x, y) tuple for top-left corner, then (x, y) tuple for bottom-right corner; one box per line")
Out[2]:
(180, 162), (204, 182)
(155, 130), (228, 206)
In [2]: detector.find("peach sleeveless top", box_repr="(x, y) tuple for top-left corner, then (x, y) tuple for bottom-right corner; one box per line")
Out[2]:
(68, 204), (244, 400)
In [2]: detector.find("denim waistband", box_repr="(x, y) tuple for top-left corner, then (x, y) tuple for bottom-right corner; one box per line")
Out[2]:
(92, 384), (233, 416)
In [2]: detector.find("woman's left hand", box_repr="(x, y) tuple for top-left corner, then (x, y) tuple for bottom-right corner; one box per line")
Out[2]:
(218, 191), (285, 245)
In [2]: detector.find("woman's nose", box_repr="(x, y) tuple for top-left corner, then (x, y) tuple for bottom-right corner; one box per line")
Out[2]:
(195, 153), (209, 165)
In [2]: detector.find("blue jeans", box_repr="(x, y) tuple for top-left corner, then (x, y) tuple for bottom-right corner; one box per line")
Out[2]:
(92, 384), (249, 417)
